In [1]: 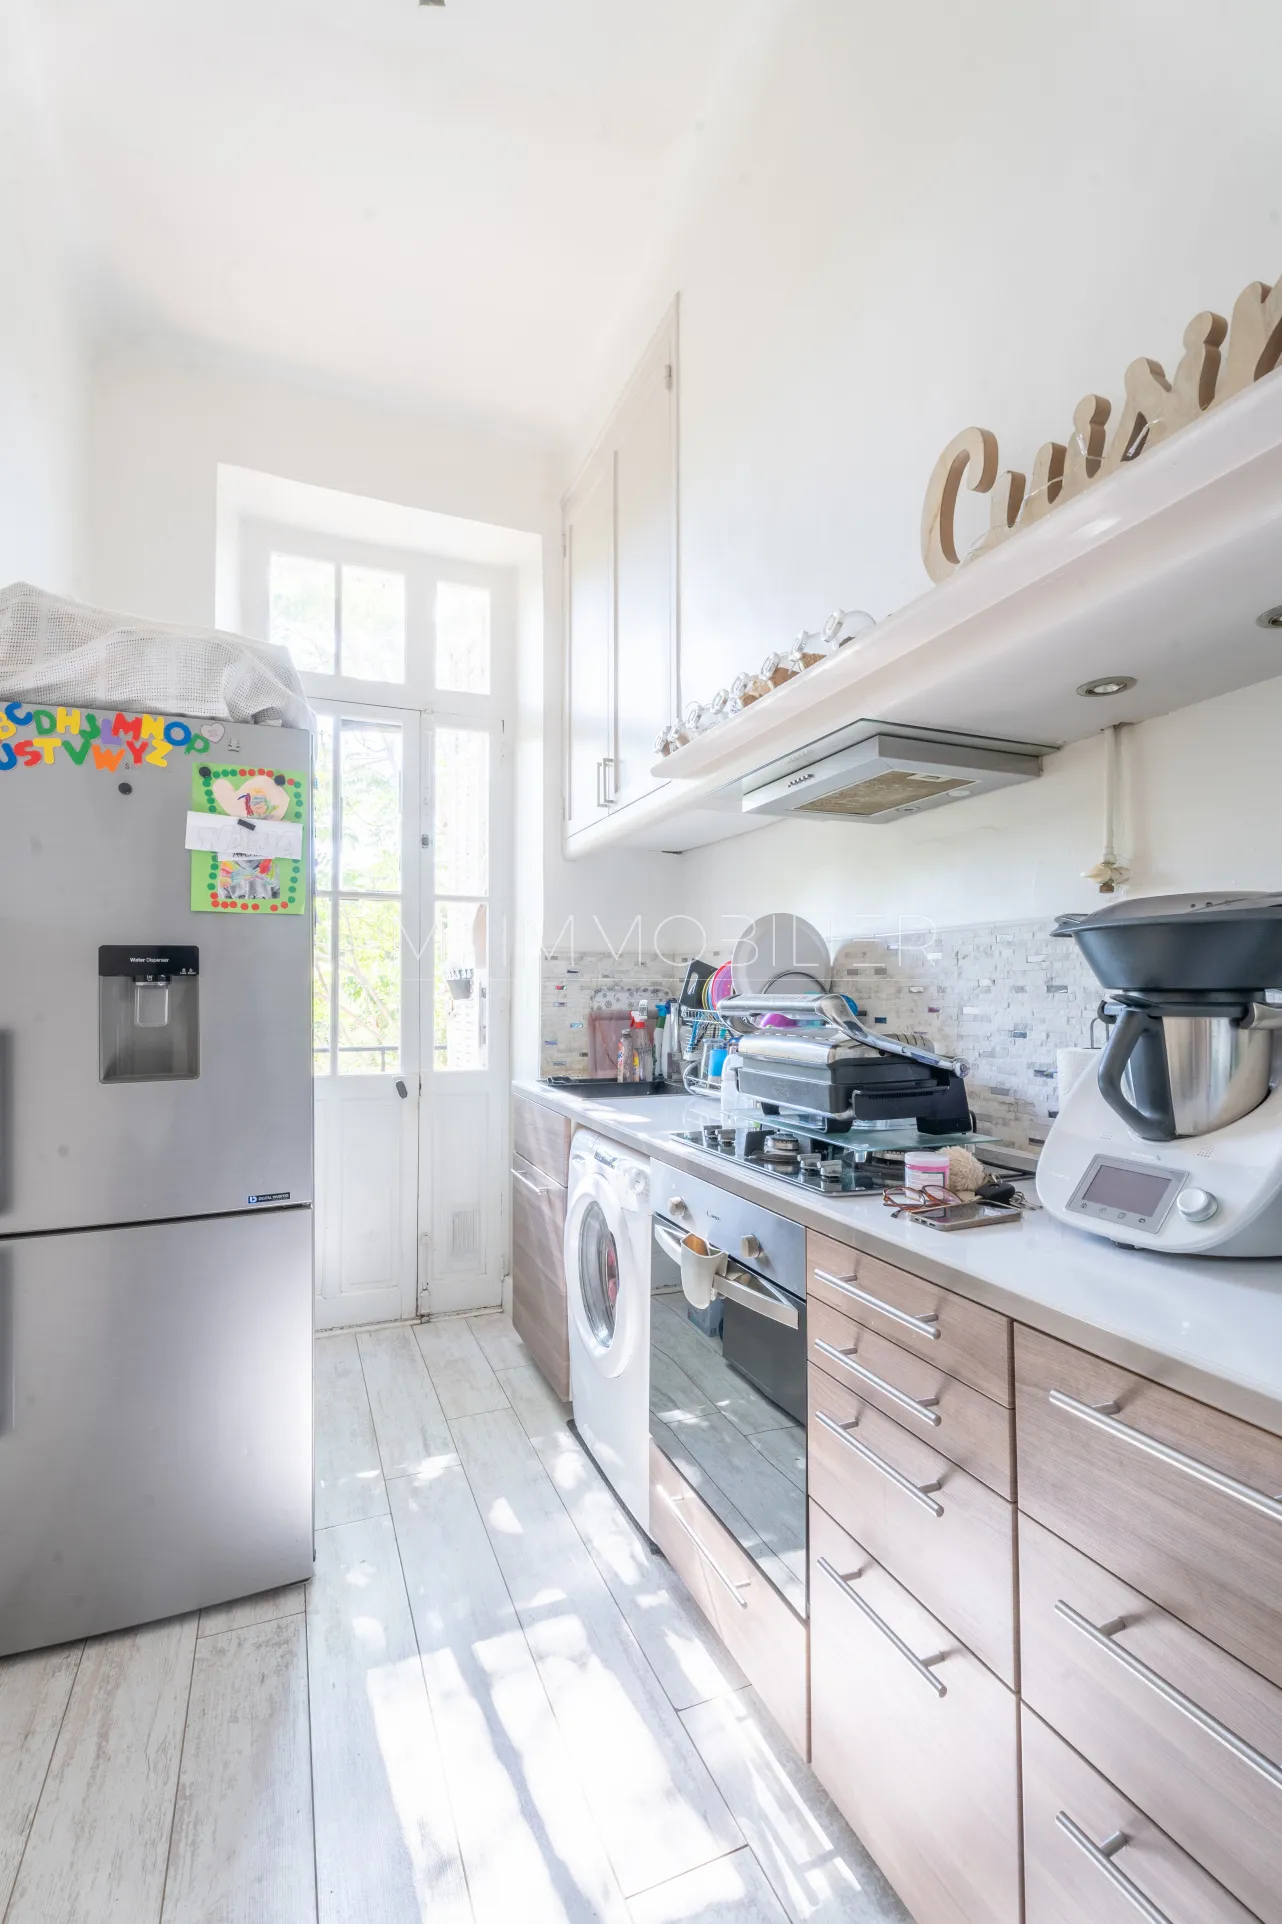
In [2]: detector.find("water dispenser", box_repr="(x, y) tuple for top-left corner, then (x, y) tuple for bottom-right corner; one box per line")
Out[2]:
(98, 946), (200, 1082)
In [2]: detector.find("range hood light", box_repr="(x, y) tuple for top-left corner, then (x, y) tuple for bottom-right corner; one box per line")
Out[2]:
(1076, 675), (1136, 697)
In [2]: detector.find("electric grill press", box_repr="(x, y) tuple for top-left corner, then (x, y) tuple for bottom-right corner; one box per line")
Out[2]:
(723, 993), (973, 1134)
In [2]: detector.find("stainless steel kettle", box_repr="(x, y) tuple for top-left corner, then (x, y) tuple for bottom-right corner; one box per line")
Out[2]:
(1097, 996), (1282, 1141)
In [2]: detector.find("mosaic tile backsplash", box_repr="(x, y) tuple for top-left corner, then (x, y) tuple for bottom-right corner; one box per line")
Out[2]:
(540, 918), (1102, 1150)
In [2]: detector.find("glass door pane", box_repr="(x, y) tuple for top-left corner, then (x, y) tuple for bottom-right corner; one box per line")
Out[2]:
(313, 712), (406, 1076)
(430, 722), (490, 1072)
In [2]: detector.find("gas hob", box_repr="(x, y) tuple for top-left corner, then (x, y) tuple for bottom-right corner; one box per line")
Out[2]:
(669, 1120), (1024, 1197)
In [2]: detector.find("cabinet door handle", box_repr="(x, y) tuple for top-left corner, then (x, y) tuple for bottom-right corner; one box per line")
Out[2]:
(1055, 1599), (1282, 1790)
(814, 1409), (944, 1516)
(1049, 1390), (1282, 1523)
(660, 1490), (750, 1608)
(817, 1557), (947, 1696)
(511, 1166), (548, 1197)
(814, 1338), (941, 1427)
(812, 1268), (940, 1341)
(1055, 1814), (1172, 1924)
(602, 756), (617, 804)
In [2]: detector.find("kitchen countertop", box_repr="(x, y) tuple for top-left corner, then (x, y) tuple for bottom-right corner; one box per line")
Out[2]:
(513, 1077), (1282, 1438)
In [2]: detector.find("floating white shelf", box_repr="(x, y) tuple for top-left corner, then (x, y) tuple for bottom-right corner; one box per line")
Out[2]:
(567, 373), (1282, 855)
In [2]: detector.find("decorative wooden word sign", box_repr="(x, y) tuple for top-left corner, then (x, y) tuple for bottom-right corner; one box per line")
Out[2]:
(0, 702), (213, 772)
(921, 270), (1282, 582)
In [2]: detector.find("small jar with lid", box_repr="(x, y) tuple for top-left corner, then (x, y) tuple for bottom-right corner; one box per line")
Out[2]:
(760, 652), (796, 689)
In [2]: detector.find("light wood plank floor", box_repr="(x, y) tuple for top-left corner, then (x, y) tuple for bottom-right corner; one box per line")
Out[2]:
(0, 1315), (910, 1924)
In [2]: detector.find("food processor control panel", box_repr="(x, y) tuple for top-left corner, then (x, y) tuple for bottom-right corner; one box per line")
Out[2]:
(1066, 1155), (1189, 1232)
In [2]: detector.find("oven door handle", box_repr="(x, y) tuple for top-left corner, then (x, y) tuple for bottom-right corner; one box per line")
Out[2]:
(717, 1266), (800, 1329)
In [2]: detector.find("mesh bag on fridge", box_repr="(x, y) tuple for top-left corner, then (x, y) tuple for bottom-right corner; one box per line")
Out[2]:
(0, 582), (313, 729)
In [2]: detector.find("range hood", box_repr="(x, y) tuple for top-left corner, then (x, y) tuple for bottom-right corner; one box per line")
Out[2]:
(740, 725), (1045, 824)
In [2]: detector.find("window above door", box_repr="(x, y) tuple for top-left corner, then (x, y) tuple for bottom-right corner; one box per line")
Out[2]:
(241, 519), (509, 715)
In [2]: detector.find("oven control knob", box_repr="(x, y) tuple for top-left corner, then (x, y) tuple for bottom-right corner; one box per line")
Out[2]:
(668, 1196), (691, 1221)
(1176, 1187), (1218, 1224)
(739, 1234), (763, 1260)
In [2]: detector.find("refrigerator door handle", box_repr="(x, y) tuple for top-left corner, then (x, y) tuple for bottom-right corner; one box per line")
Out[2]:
(0, 1256), (12, 1437)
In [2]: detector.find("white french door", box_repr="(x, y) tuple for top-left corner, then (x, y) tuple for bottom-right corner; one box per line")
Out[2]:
(311, 700), (421, 1330)
(241, 521), (513, 1328)
(418, 707), (509, 1317)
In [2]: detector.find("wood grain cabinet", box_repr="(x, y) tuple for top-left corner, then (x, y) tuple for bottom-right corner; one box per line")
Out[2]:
(809, 1503), (1021, 1924)
(1020, 1512), (1282, 1924)
(1022, 1705), (1257, 1924)
(649, 1442), (807, 1757)
(807, 1360), (1017, 1686)
(1015, 1324), (1282, 1691)
(512, 1095), (571, 1186)
(808, 1232), (1012, 1404)
(510, 1145), (570, 1402)
(809, 1294), (1013, 1498)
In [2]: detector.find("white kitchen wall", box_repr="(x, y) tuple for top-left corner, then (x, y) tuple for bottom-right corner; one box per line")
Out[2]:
(80, 340), (684, 1073)
(0, 3), (82, 593)
(567, 0), (1282, 944)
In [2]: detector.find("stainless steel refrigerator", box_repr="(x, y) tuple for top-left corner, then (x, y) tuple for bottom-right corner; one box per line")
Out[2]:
(0, 711), (314, 1657)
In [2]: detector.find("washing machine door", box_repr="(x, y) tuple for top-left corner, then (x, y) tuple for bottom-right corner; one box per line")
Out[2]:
(564, 1169), (643, 1379)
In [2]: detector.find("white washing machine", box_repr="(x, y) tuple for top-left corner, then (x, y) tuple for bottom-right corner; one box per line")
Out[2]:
(563, 1129), (651, 1531)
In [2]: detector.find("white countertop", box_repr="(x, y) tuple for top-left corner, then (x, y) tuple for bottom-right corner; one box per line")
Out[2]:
(514, 1078), (1282, 1437)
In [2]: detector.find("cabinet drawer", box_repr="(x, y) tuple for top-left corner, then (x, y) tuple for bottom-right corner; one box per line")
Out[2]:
(511, 1153), (570, 1401)
(513, 1096), (572, 1185)
(1022, 1705), (1257, 1924)
(649, 1441), (807, 1758)
(1021, 1511), (1282, 1924)
(808, 1231), (1011, 1404)
(810, 1504), (1020, 1924)
(809, 1296), (1012, 1498)
(808, 1363), (1016, 1686)
(1016, 1324), (1282, 1689)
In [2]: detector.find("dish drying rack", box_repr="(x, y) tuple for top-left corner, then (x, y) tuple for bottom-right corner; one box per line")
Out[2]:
(680, 989), (964, 1100)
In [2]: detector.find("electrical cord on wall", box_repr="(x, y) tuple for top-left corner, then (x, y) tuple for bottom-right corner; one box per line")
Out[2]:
(1082, 723), (1131, 895)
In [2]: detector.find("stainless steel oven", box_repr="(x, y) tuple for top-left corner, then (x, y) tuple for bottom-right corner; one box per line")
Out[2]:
(649, 1157), (808, 1620)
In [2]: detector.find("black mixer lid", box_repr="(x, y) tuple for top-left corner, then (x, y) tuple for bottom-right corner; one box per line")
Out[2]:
(1054, 893), (1282, 933)
(1054, 892), (1282, 994)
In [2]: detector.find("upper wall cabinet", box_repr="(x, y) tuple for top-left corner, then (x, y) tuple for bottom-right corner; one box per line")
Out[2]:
(564, 305), (678, 840)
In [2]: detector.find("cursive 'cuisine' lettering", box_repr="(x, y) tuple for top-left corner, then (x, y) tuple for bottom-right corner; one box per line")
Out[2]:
(921, 272), (1282, 583)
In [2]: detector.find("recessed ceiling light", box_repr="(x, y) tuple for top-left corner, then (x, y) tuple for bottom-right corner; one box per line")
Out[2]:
(1257, 605), (1282, 629)
(1076, 675), (1136, 698)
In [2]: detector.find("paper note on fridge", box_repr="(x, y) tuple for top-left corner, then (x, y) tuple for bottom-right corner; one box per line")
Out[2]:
(184, 812), (305, 858)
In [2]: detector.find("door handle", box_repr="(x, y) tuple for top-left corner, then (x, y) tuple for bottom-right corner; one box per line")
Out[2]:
(596, 757), (617, 807)
(1054, 1599), (1282, 1788)
(660, 1490), (750, 1608)
(812, 1268), (941, 1340)
(816, 1558), (948, 1696)
(718, 1268), (800, 1329)
(1055, 1815), (1172, 1924)
(813, 1337), (941, 1426)
(395, 1079), (409, 1099)
(814, 1409), (944, 1516)
(1049, 1389), (1282, 1522)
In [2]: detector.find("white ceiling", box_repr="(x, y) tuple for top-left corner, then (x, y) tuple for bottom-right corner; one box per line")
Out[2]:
(33, 0), (765, 446)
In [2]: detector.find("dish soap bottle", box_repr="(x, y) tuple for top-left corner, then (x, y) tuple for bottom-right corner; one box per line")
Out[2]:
(617, 1008), (653, 1083)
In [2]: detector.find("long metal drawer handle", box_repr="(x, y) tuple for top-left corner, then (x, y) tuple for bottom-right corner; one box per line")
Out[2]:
(659, 1490), (750, 1609)
(1049, 1390), (1282, 1523)
(814, 1409), (944, 1516)
(817, 1558), (947, 1697)
(814, 1337), (941, 1427)
(813, 1269), (941, 1341)
(511, 1166), (549, 1196)
(1055, 1599), (1282, 1791)
(1055, 1814), (1172, 1924)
